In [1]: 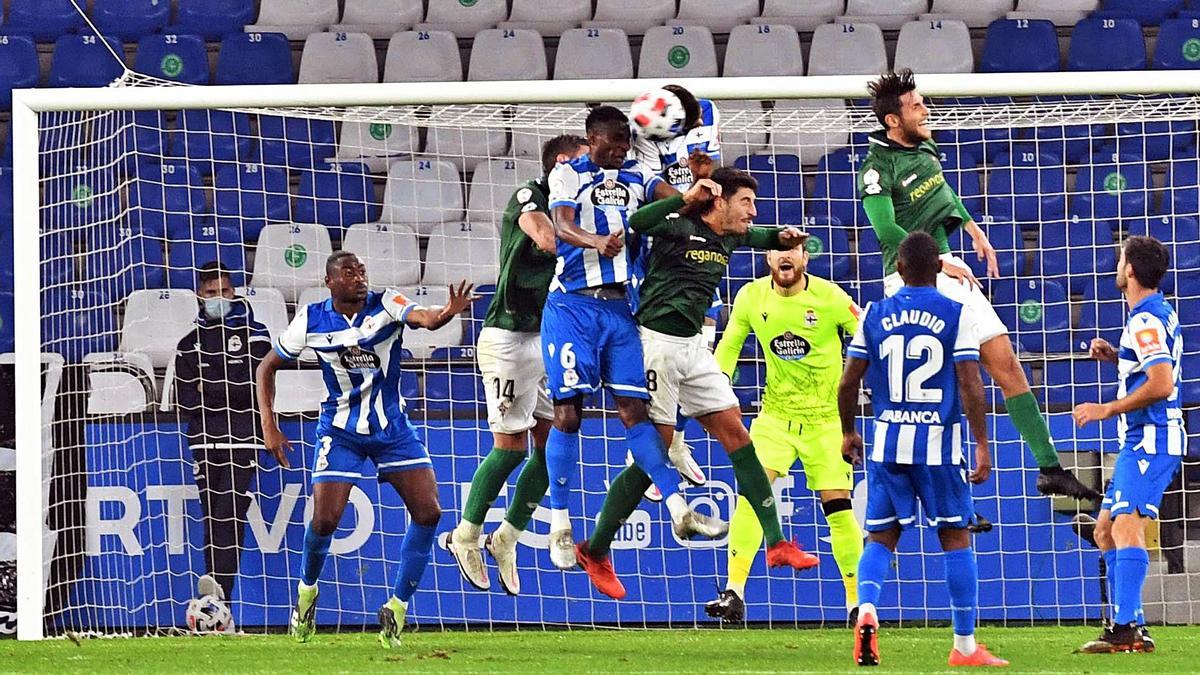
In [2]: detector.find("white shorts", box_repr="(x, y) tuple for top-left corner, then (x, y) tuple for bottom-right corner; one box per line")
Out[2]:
(639, 325), (740, 425)
(883, 253), (1008, 344)
(476, 327), (553, 435)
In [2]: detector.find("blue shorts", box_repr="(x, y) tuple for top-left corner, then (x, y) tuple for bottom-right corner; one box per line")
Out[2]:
(864, 461), (974, 532)
(1103, 447), (1183, 520)
(540, 291), (649, 402)
(312, 416), (431, 484)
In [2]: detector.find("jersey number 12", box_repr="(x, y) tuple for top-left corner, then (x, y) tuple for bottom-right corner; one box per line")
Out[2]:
(879, 334), (944, 404)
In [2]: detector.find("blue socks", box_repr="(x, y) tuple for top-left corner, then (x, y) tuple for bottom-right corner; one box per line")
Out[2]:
(626, 421), (680, 499)
(1113, 547), (1149, 625)
(301, 527), (333, 586)
(943, 547), (979, 637)
(392, 522), (437, 602)
(857, 541), (893, 608)
(546, 427), (579, 510)
(674, 412), (688, 433)
(1103, 548), (1118, 616)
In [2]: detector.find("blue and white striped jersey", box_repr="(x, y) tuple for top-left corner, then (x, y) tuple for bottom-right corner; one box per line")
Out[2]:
(848, 286), (981, 465)
(631, 98), (721, 191)
(1117, 292), (1185, 454)
(547, 154), (663, 292)
(275, 289), (419, 435)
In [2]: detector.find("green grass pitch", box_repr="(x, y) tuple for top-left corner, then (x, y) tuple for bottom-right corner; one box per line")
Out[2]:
(4, 626), (1199, 673)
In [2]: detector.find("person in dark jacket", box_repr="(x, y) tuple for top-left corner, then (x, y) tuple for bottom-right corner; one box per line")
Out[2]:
(174, 262), (272, 608)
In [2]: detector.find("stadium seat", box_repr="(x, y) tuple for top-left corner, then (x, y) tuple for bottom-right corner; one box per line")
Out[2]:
(732, 361), (767, 410)
(810, 146), (868, 228)
(1074, 276), (1125, 348)
(991, 278), (1072, 353)
(1044, 360), (1118, 406)
(1099, 0), (1182, 25)
(234, 285), (288, 343)
(1067, 17), (1146, 71)
(377, 159), (464, 234)
(723, 24), (804, 77)
(722, 249), (767, 302)
(980, 19), (1059, 72)
(463, 283), (496, 344)
(1011, 0), (1099, 26)
(510, 103), (588, 159)
(172, 0), (256, 40)
(252, 223), (334, 303)
(754, 0), (844, 32)
(171, 110), (254, 168)
(42, 287), (117, 363)
(674, 0), (758, 34)
(271, 369), (325, 413)
(800, 217), (853, 281)
(1168, 156), (1200, 215)
(1154, 18), (1200, 69)
(259, 115), (337, 170)
(554, 28), (634, 79)
(293, 162), (380, 234)
(1127, 214), (1200, 294)
(5, 0), (85, 42)
(925, 0), (1014, 28)
(949, 220), (1024, 278)
(423, 348), (485, 412)
(384, 30), (463, 82)
(85, 227), (167, 297)
(638, 25), (718, 78)
(336, 121), (418, 173)
(340, 223), (421, 288)
(503, 0), (591, 36)
(845, 278), (885, 307)
(718, 101), (770, 160)
(212, 162), (291, 241)
(1037, 218), (1113, 284)
(0, 290), (12, 352)
(467, 158), (541, 223)
(92, 0), (170, 41)
(769, 99), (849, 166)
(424, 116), (507, 172)
(418, 0), (507, 37)
(135, 34), (209, 85)
(396, 285), (462, 357)
(1071, 151), (1152, 221)
(422, 224), (500, 287)
(248, 0), (340, 40)
(0, 34), (39, 109)
(468, 28), (548, 81)
(808, 22), (887, 76)
(855, 227), (886, 283)
(129, 160), (207, 240)
(49, 35), (126, 88)
(42, 167), (121, 234)
(939, 147), (984, 218)
(841, 0), (928, 31)
(894, 20), (974, 74)
(299, 32), (379, 84)
(120, 288), (200, 368)
(166, 219), (247, 289)
(215, 32), (295, 85)
(331, 0), (423, 38)
(984, 148), (1068, 227)
(735, 154), (803, 225)
(588, 0), (677, 36)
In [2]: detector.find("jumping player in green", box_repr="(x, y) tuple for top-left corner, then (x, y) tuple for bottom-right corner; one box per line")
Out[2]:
(858, 69), (1099, 501)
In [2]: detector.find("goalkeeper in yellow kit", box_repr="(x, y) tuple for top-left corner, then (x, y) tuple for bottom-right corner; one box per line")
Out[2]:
(705, 244), (864, 624)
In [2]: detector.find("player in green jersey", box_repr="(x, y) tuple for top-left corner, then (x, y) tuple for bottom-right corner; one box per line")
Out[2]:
(573, 167), (819, 600)
(447, 135), (589, 596)
(858, 69), (1099, 502)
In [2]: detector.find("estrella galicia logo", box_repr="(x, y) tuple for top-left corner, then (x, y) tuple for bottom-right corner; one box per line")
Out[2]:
(339, 345), (381, 373)
(591, 178), (631, 207)
(665, 161), (693, 187)
(770, 332), (811, 360)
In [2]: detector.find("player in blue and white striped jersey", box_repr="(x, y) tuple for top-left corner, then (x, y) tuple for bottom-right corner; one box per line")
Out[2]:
(838, 232), (1007, 667)
(543, 105), (726, 570)
(256, 251), (473, 649)
(1075, 236), (1184, 655)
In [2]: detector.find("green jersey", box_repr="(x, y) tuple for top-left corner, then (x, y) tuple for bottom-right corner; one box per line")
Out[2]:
(483, 178), (556, 333)
(857, 130), (969, 274)
(714, 274), (859, 423)
(630, 195), (787, 337)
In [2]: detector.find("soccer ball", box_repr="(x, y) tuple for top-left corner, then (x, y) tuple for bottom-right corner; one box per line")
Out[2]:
(185, 595), (232, 633)
(630, 88), (686, 141)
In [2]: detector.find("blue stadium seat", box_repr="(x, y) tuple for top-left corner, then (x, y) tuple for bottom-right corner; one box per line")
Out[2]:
(259, 116), (337, 170)
(93, 0), (170, 41)
(213, 162), (291, 242)
(1127, 214), (1200, 294)
(980, 19), (1059, 72)
(1154, 18), (1200, 68)
(1038, 218), (1115, 288)
(424, 348), (485, 412)
(1071, 152), (1152, 221)
(1113, 110), (1195, 162)
(732, 361), (767, 411)
(933, 97), (1015, 164)
(172, 0), (256, 40)
(167, 219), (247, 289)
(984, 148), (1067, 228)
(991, 278), (1071, 353)
(856, 226), (884, 283)
(1075, 277), (1125, 349)
(129, 161), (207, 240)
(1043, 360), (1119, 406)
(1168, 156), (1200, 215)
(49, 35), (126, 88)
(42, 167), (121, 234)
(5, 0), (84, 42)
(721, 249), (767, 301)
(398, 349), (421, 411)
(1068, 17), (1146, 71)
(800, 216), (852, 281)
(215, 32), (295, 85)
(1099, 0), (1184, 26)
(463, 284), (496, 345)
(135, 34), (210, 84)
(843, 279), (885, 308)
(0, 290), (12, 352)
(1025, 96), (1106, 164)
(42, 286), (117, 363)
(0, 34), (38, 109)
(84, 227), (167, 298)
(293, 162), (379, 234)
(735, 154), (803, 225)
(950, 220), (1023, 278)
(811, 147), (867, 228)
(940, 147), (983, 218)
(171, 110), (254, 167)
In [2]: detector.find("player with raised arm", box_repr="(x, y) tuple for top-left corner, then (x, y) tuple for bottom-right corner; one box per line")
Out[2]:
(256, 252), (473, 648)
(446, 135), (589, 595)
(839, 232), (1008, 667)
(705, 242), (864, 624)
(574, 168), (819, 599)
(1075, 236), (1183, 655)
(859, 69), (1098, 502)
(543, 105), (726, 570)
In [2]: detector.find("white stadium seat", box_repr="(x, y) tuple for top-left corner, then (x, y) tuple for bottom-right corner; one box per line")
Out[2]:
(384, 30), (463, 82)
(894, 20), (974, 74)
(248, 0), (340, 40)
(274, 369), (326, 414)
(587, 0), (676, 35)
(396, 285), (462, 357)
(421, 222), (501, 287)
(235, 286), (289, 343)
(807, 22), (888, 76)
(85, 352), (156, 415)
(926, 0), (1013, 28)
(467, 158), (541, 223)
(297, 286), (333, 309)
(299, 32), (379, 84)
(840, 0), (927, 31)
(554, 28), (634, 80)
(468, 28), (548, 81)
(377, 159), (464, 234)
(509, 103), (588, 159)
(120, 289), (199, 369)
(252, 223), (334, 303)
(336, 120), (419, 173)
(417, 0), (507, 37)
(340, 222), (422, 288)
(675, 0), (758, 34)
(754, 0), (844, 32)
(1012, 0), (1098, 26)
(724, 23), (804, 77)
(638, 25), (718, 78)
(330, 0), (423, 39)
(770, 99), (850, 167)
(718, 100), (770, 159)
(501, 0), (591, 36)
(424, 117), (507, 172)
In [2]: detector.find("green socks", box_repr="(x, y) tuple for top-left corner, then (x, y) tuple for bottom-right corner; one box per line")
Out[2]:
(503, 446), (549, 531)
(588, 465), (653, 558)
(729, 444), (785, 546)
(1005, 392), (1059, 469)
(462, 447), (526, 526)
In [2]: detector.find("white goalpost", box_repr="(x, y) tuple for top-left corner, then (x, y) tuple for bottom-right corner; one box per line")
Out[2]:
(13, 70), (1200, 640)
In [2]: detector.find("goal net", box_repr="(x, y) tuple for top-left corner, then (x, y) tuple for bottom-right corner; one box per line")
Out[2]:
(12, 72), (1200, 638)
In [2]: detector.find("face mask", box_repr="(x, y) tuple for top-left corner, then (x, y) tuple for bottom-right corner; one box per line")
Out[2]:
(203, 297), (233, 320)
